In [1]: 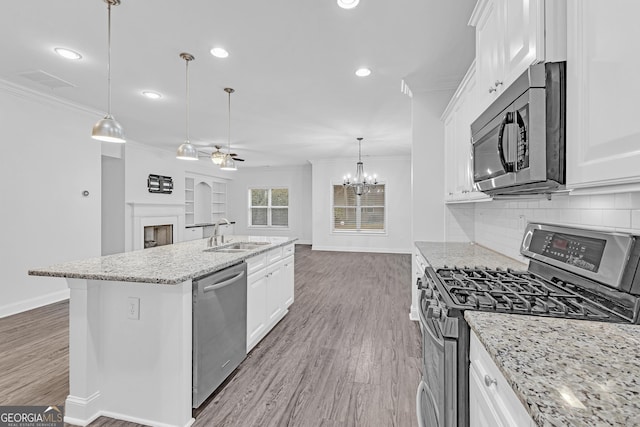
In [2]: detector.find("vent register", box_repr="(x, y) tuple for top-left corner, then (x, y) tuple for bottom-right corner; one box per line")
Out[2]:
(18, 70), (76, 89)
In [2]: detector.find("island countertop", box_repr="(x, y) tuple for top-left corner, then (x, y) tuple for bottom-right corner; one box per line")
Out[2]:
(415, 241), (528, 270)
(28, 235), (297, 285)
(465, 311), (640, 427)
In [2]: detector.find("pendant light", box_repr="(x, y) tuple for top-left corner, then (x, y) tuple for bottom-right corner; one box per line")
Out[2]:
(92, 0), (125, 143)
(220, 87), (237, 171)
(343, 137), (378, 196)
(176, 53), (199, 160)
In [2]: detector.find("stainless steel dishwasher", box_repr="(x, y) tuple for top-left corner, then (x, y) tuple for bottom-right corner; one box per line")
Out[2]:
(192, 262), (247, 408)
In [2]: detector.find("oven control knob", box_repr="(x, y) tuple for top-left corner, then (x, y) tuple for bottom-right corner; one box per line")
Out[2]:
(423, 288), (433, 299)
(426, 305), (442, 319)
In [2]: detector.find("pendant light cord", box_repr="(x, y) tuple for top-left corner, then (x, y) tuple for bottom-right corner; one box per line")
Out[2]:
(106, 1), (112, 115)
(186, 58), (190, 143)
(227, 90), (231, 154)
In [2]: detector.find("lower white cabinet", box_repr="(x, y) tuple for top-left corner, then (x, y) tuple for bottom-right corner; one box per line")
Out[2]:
(246, 244), (295, 352)
(469, 331), (535, 427)
(283, 255), (294, 308)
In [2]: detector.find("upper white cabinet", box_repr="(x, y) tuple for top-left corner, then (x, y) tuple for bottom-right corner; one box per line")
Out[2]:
(470, 0), (566, 112)
(443, 62), (491, 203)
(566, 0), (640, 191)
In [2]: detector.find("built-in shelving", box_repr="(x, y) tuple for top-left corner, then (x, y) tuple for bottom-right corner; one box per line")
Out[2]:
(184, 174), (228, 226)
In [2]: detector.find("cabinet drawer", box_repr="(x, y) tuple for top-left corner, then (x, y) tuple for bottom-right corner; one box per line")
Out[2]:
(184, 227), (203, 241)
(470, 331), (532, 427)
(283, 244), (294, 257)
(246, 253), (267, 276)
(266, 247), (283, 264)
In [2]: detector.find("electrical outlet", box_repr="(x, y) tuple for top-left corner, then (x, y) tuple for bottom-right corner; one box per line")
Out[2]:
(127, 297), (140, 320)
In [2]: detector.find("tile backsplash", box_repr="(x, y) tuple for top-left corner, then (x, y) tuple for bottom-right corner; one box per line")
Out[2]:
(445, 192), (640, 263)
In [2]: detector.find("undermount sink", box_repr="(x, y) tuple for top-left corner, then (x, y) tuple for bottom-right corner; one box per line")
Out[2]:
(204, 241), (271, 253)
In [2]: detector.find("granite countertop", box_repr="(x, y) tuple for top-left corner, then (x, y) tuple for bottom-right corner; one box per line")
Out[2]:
(415, 241), (528, 270)
(466, 311), (640, 427)
(29, 235), (297, 285)
(185, 221), (236, 228)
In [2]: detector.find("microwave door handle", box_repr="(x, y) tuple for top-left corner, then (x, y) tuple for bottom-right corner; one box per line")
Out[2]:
(515, 111), (527, 172)
(497, 112), (515, 173)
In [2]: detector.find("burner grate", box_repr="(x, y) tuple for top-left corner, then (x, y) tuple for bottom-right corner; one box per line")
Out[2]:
(436, 266), (620, 321)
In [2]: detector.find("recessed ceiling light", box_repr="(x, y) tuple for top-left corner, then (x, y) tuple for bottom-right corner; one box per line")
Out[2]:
(142, 91), (162, 100)
(337, 0), (360, 9)
(54, 47), (82, 60)
(210, 47), (229, 58)
(355, 68), (371, 77)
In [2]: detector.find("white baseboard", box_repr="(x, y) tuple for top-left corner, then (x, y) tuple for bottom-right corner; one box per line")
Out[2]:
(99, 411), (195, 427)
(294, 240), (312, 245)
(0, 289), (70, 319)
(311, 245), (412, 254)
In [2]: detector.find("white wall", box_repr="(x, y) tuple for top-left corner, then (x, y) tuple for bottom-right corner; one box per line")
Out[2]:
(0, 81), (102, 317)
(311, 156), (412, 253)
(102, 153), (126, 255)
(446, 193), (640, 263)
(227, 164), (312, 244)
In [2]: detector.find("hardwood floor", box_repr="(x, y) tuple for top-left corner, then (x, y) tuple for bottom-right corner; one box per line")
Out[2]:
(0, 246), (420, 427)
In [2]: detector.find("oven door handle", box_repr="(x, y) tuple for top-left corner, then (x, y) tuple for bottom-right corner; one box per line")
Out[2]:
(497, 112), (515, 173)
(419, 300), (445, 350)
(416, 380), (426, 427)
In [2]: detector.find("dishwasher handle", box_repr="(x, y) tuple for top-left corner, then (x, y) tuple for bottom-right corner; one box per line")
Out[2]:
(202, 271), (246, 293)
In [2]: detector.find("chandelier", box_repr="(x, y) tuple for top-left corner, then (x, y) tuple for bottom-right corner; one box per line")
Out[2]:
(343, 137), (377, 196)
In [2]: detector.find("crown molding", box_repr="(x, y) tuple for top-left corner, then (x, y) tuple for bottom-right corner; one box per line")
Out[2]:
(0, 78), (103, 117)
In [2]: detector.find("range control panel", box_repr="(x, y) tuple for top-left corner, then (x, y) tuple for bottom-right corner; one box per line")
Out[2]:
(529, 229), (606, 273)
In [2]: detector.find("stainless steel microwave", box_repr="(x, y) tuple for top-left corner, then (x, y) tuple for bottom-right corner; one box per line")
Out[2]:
(471, 61), (566, 196)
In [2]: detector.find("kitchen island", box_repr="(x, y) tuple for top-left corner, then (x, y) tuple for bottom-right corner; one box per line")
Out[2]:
(29, 235), (296, 427)
(466, 311), (640, 427)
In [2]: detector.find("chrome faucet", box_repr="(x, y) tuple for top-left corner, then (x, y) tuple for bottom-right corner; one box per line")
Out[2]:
(208, 218), (231, 247)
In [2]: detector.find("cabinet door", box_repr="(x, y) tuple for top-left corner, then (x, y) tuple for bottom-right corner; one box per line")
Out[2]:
(469, 364), (503, 427)
(567, 0), (640, 189)
(502, 0), (543, 88)
(266, 261), (284, 324)
(282, 255), (294, 308)
(444, 112), (458, 200)
(183, 227), (203, 242)
(475, 0), (503, 110)
(247, 272), (267, 351)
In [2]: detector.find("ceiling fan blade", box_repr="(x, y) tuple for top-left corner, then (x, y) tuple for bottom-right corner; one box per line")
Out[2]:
(232, 157), (245, 162)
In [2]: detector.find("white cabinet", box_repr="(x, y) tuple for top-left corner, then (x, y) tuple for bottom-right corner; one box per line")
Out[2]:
(266, 260), (284, 323)
(443, 62), (491, 203)
(183, 226), (203, 242)
(566, 0), (640, 192)
(246, 245), (294, 352)
(282, 255), (294, 308)
(470, 0), (565, 112)
(247, 267), (268, 348)
(469, 331), (535, 427)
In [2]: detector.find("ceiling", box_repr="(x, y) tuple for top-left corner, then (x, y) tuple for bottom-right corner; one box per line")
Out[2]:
(0, 0), (475, 167)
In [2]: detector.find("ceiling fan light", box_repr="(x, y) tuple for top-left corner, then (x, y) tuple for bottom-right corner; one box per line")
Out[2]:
(176, 142), (199, 160)
(220, 154), (237, 171)
(92, 114), (125, 143)
(211, 150), (225, 165)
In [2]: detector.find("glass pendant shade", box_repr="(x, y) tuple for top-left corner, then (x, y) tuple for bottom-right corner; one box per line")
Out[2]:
(176, 141), (198, 160)
(220, 154), (237, 171)
(92, 114), (125, 143)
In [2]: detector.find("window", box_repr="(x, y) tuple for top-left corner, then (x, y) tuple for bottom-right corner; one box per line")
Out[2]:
(249, 188), (289, 227)
(332, 184), (385, 232)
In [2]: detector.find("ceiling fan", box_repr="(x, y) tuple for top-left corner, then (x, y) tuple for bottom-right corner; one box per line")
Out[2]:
(209, 145), (245, 164)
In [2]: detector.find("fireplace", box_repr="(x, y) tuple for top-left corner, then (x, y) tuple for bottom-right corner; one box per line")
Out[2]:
(127, 202), (184, 252)
(144, 224), (174, 248)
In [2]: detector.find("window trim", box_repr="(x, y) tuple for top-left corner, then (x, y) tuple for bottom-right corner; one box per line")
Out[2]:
(330, 180), (387, 235)
(248, 186), (290, 229)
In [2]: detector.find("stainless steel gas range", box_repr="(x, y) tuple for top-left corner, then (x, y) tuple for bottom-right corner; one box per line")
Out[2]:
(416, 223), (640, 427)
